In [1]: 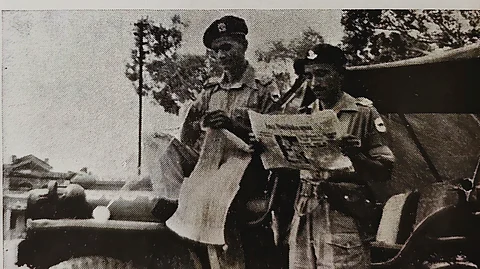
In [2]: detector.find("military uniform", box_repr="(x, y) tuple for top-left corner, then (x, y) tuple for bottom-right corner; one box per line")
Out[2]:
(179, 63), (279, 269)
(180, 63), (276, 152)
(285, 90), (394, 269)
(178, 15), (280, 268)
(276, 43), (396, 269)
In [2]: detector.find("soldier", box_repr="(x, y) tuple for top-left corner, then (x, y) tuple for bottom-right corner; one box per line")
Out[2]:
(180, 15), (279, 268)
(283, 44), (395, 268)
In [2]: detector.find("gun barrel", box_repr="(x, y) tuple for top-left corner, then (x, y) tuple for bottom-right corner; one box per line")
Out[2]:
(473, 156), (480, 188)
(266, 75), (306, 113)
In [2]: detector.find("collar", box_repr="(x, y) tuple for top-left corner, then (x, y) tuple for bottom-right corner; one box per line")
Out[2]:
(302, 92), (358, 114)
(218, 62), (258, 91)
(330, 92), (358, 113)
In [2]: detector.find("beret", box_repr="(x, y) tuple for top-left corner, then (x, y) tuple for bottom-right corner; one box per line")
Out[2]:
(294, 44), (347, 75)
(203, 15), (248, 49)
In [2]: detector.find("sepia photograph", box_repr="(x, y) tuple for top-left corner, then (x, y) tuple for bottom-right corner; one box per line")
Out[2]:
(3, 8), (480, 269)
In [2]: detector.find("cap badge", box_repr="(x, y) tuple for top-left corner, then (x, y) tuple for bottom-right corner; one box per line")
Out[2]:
(307, 50), (318, 60)
(218, 22), (227, 33)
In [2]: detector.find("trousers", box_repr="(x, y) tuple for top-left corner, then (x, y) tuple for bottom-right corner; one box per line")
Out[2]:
(289, 182), (370, 269)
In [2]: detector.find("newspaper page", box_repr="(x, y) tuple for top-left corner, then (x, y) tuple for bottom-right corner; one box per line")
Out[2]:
(166, 129), (252, 245)
(249, 110), (352, 171)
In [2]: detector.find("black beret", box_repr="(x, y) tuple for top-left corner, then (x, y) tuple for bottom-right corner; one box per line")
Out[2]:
(294, 44), (347, 75)
(203, 15), (248, 49)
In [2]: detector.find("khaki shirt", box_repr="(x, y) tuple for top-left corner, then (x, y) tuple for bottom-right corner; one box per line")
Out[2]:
(180, 63), (277, 152)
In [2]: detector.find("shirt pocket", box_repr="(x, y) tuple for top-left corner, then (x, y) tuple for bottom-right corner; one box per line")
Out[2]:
(327, 232), (363, 249)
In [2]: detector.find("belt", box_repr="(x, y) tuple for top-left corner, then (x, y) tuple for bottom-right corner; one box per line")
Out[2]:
(299, 166), (355, 181)
(298, 167), (356, 198)
(299, 178), (365, 200)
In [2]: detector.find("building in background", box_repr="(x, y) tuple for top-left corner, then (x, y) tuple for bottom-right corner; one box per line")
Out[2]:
(3, 154), (76, 191)
(3, 154), (154, 240)
(3, 154), (76, 239)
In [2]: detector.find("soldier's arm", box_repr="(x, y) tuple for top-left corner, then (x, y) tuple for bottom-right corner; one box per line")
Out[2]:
(205, 109), (252, 142)
(229, 118), (252, 142)
(223, 78), (279, 142)
(179, 92), (206, 149)
(349, 106), (395, 181)
(366, 107), (395, 164)
(349, 152), (393, 177)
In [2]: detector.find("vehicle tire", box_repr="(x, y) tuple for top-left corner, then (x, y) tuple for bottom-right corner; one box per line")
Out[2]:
(422, 261), (479, 269)
(149, 249), (204, 269)
(49, 256), (139, 269)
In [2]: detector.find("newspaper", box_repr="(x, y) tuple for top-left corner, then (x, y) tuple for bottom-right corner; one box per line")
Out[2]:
(249, 110), (352, 171)
(166, 128), (252, 245)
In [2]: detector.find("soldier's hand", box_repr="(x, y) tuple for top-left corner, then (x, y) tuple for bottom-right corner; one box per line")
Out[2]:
(248, 133), (266, 153)
(202, 110), (233, 130)
(339, 134), (361, 157)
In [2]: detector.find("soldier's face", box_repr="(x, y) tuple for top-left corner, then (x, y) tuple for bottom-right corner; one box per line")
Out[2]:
(304, 64), (343, 100)
(211, 37), (247, 69)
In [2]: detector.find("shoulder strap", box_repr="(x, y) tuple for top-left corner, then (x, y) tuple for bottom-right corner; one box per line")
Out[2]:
(355, 97), (373, 107)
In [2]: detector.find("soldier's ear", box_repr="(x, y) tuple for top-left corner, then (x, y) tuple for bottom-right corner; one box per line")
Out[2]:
(241, 45), (247, 54)
(337, 66), (346, 78)
(241, 39), (248, 53)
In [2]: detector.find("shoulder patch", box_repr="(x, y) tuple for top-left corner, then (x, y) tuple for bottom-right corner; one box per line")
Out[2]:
(203, 76), (221, 88)
(374, 117), (387, 133)
(355, 97), (373, 107)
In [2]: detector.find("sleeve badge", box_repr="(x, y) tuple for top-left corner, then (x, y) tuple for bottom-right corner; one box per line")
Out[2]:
(374, 117), (387, 133)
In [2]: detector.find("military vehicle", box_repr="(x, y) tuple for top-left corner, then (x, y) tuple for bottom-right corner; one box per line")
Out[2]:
(15, 176), (207, 268)
(347, 43), (480, 268)
(16, 44), (480, 268)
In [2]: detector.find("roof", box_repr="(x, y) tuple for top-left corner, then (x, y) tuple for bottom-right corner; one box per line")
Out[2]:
(348, 42), (480, 71)
(339, 44), (480, 200)
(344, 43), (480, 114)
(4, 154), (53, 172)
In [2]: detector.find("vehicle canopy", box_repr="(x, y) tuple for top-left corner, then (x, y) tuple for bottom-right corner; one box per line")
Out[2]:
(344, 43), (480, 201)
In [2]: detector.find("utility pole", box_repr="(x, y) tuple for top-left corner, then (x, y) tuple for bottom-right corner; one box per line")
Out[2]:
(134, 19), (148, 176)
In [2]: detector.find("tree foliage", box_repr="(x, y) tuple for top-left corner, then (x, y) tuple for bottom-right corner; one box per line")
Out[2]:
(341, 10), (480, 65)
(144, 54), (210, 114)
(254, 28), (325, 91)
(255, 27), (324, 63)
(126, 16), (210, 114)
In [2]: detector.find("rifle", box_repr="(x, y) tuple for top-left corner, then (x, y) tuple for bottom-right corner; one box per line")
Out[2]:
(245, 75), (307, 226)
(265, 74), (307, 113)
(467, 156), (480, 203)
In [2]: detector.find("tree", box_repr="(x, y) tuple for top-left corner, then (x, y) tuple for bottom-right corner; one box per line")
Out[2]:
(126, 16), (211, 114)
(254, 28), (325, 92)
(341, 10), (480, 65)
(255, 27), (324, 63)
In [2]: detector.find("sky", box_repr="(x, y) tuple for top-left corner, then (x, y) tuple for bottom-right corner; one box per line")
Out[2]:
(2, 10), (344, 177)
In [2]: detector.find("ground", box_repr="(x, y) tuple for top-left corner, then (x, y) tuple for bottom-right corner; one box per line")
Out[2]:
(4, 239), (28, 269)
